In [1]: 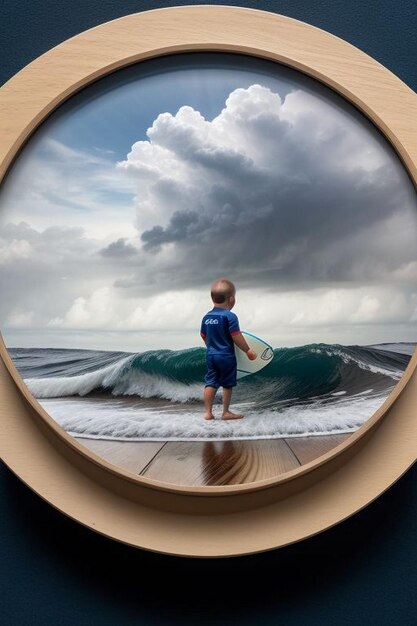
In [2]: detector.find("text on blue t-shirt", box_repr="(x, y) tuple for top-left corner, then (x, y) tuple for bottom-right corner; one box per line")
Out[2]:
(200, 307), (241, 355)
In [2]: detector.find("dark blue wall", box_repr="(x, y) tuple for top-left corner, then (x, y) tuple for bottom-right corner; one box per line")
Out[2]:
(1, 2), (416, 624)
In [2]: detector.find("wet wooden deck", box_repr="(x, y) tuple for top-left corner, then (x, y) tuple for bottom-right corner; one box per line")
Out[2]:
(76, 434), (351, 487)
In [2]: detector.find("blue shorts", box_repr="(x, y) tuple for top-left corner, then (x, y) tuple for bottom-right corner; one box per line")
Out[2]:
(204, 353), (237, 389)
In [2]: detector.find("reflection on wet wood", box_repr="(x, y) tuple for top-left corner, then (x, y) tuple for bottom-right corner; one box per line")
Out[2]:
(76, 438), (165, 474)
(285, 433), (351, 465)
(75, 434), (353, 486)
(141, 440), (300, 486)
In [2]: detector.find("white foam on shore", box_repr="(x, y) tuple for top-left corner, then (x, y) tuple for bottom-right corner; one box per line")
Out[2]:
(38, 389), (391, 441)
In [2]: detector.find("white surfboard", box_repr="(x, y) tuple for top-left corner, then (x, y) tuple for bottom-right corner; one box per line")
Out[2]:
(235, 331), (274, 379)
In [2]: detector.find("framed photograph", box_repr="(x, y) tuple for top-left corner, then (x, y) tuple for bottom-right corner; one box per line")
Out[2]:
(0, 5), (416, 557)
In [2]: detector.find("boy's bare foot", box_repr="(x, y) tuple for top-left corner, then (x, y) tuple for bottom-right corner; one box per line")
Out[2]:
(203, 413), (215, 420)
(221, 411), (244, 420)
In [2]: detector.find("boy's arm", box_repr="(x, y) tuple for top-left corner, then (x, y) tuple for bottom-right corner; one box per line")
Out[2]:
(200, 318), (207, 345)
(231, 332), (257, 360)
(228, 314), (257, 360)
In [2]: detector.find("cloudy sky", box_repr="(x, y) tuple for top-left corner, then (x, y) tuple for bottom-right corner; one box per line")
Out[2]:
(0, 52), (416, 351)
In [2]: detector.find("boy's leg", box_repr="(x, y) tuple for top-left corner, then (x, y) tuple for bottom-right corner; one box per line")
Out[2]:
(203, 354), (218, 420)
(203, 386), (217, 420)
(218, 355), (242, 420)
(221, 387), (243, 420)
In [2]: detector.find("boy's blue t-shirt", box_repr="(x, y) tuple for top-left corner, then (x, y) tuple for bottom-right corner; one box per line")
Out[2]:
(200, 307), (241, 356)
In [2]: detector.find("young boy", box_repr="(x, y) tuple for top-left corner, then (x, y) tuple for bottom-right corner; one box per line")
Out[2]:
(200, 278), (257, 420)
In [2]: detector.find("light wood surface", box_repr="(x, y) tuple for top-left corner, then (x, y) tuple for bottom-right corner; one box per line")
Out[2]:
(0, 6), (416, 556)
(77, 438), (166, 475)
(77, 435), (350, 486)
(141, 439), (300, 486)
(287, 434), (353, 466)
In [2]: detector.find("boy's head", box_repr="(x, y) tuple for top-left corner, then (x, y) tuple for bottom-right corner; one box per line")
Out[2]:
(210, 278), (236, 310)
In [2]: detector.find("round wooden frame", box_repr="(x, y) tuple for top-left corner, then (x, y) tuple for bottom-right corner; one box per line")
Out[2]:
(0, 5), (416, 557)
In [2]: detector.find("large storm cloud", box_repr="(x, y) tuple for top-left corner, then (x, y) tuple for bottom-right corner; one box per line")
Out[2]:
(115, 84), (417, 292)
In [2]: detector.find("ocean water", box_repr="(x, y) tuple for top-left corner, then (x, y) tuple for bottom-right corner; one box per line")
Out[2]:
(8, 342), (415, 441)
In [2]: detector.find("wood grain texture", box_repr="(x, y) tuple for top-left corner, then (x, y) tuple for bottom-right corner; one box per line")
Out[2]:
(286, 434), (351, 466)
(76, 438), (165, 475)
(0, 6), (416, 556)
(141, 440), (300, 486)
(74, 436), (350, 486)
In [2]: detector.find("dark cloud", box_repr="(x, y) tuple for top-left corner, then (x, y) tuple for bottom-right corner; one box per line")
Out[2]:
(117, 85), (417, 295)
(138, 162), (415, 287)
(141, 210), (201, 251)
(99, 237), (138, 258)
